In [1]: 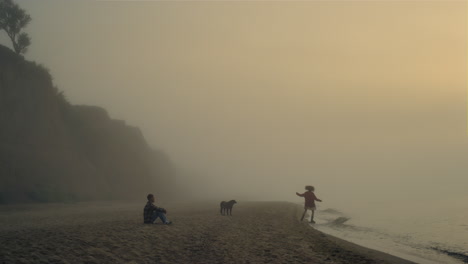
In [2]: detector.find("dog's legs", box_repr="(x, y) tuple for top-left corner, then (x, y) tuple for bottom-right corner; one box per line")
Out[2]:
(300, 209), (307, 221)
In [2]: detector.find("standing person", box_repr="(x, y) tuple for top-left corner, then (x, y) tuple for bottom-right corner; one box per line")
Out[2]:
(296, 185), (322, 224)
(143, 194), (172, 224)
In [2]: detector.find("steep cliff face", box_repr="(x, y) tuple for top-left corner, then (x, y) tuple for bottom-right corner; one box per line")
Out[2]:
(0, 44), (174, 203)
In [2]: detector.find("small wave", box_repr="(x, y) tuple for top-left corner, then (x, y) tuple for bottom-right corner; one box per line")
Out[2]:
(320, 208), (345, 215)
(330, 217), (351, 226)
(431, 247), (468, 263)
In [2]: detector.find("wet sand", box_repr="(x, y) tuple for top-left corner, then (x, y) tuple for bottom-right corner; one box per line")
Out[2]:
(0, 201), (414, 264)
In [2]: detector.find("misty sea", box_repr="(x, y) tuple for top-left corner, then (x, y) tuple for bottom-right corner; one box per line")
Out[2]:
(310, 199), (468, 264)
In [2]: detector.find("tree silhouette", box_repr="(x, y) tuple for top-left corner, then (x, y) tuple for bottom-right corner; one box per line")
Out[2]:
(0, 0), (31, 54)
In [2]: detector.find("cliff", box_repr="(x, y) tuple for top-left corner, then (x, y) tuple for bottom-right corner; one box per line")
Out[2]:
(0, 44), (174, 203)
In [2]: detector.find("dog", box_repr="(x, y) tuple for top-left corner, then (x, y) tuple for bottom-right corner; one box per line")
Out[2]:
(220, 200), (237, 216)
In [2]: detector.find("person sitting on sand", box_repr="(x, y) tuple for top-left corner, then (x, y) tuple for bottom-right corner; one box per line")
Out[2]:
(296, 185), (322, 224)
(143, 194), (172, 225)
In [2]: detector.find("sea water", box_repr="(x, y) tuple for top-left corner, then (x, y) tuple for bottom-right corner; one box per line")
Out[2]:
(310, 199), (468, 264)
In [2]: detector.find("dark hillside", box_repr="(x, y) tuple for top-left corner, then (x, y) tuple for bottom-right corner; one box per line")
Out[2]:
(0, 44), (175, 203)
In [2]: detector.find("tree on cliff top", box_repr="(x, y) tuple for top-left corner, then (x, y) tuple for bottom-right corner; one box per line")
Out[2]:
(0, 0), (31, 54)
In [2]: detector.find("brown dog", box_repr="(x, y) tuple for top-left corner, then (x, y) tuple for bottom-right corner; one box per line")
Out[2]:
(220, 200), (237, 215)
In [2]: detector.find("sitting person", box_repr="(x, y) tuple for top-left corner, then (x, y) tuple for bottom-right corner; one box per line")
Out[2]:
(143, 193), (172, 224)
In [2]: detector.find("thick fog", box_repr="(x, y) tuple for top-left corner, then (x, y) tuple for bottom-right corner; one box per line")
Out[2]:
(5, 1), (466, 211)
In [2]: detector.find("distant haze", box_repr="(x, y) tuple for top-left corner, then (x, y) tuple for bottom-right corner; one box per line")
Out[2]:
(3, 1), (466, 210)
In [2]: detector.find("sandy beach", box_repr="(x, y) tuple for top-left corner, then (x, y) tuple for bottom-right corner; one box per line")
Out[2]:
(0, 201), (414, 264)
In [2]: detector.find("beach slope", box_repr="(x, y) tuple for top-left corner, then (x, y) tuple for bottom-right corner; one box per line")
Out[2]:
(0, 201), (414, 264)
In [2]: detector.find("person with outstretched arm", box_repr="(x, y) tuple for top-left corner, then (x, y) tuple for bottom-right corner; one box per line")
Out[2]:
(296, 185), (322, 224)
(143, 193), (172, 225)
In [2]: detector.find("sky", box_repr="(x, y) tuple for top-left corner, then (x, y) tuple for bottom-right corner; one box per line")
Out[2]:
(2, 0), (467, 210)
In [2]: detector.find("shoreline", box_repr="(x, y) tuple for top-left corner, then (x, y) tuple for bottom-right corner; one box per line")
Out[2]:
(0, 201), (415, 264)
(312, 207), (467, 264)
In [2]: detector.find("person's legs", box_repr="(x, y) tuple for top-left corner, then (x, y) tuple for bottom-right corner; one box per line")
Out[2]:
(151, 211), (159, 223)
(151, 211), (170, 224)
(300, 209), (308, 221)
(310, 209), (315, 223)
(157, 212), (168, 223)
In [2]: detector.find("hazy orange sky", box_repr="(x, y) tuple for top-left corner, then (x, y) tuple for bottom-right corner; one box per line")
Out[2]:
(3, 1), (466, 209)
